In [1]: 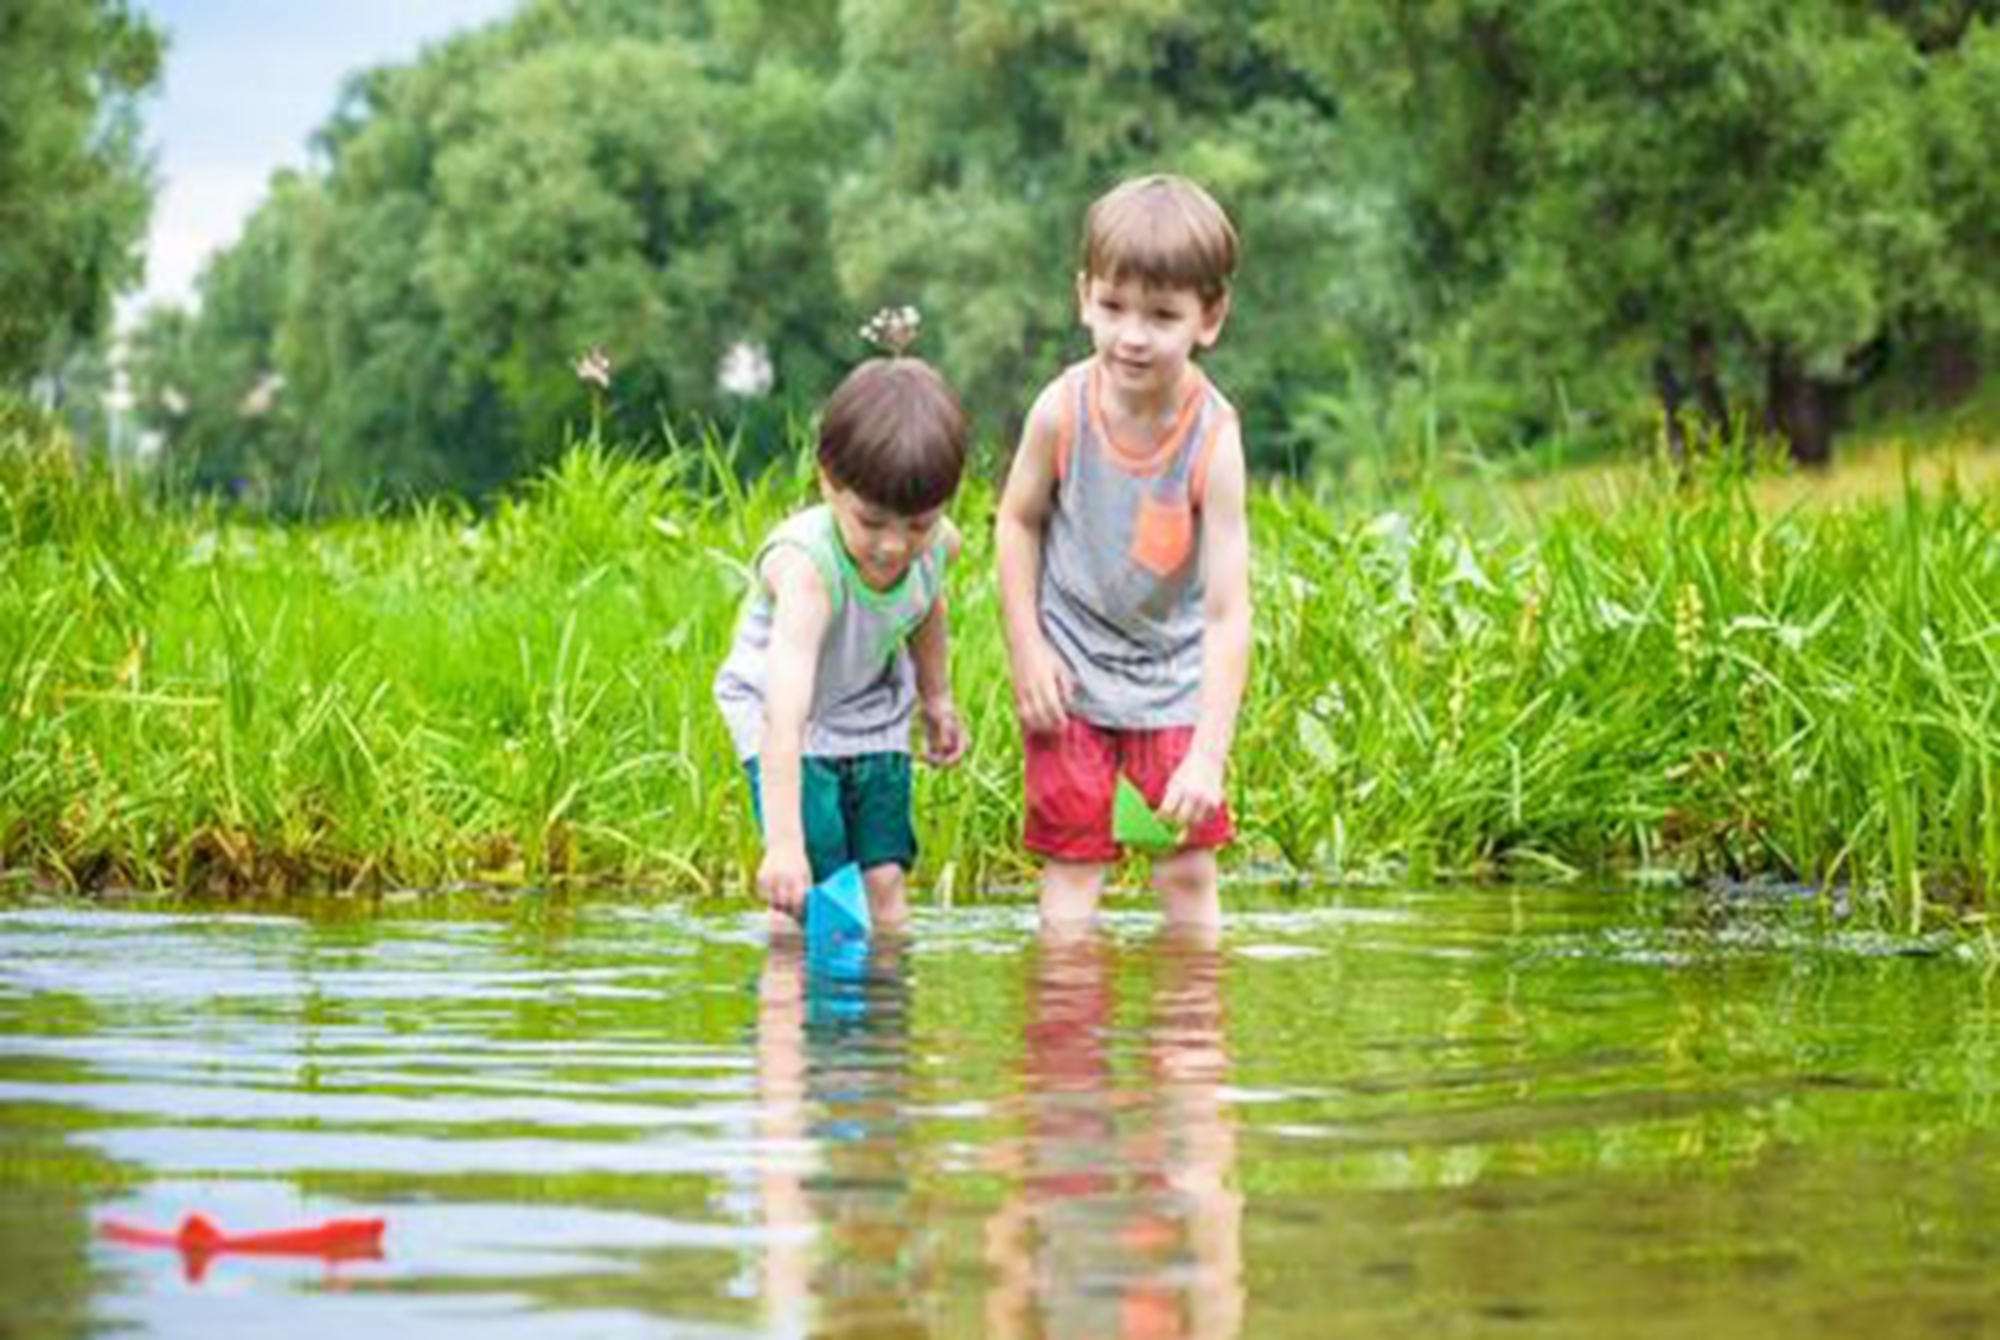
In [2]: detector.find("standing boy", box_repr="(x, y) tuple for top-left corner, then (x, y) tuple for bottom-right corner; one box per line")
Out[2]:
(996, 174), (1253, 931)
(715, 336), (969, 929)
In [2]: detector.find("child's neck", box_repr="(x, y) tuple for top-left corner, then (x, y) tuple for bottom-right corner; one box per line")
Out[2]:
(1095, 356), (1197, 435)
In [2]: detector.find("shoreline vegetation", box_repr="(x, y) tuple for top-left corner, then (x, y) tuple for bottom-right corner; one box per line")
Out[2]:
(4, 408), (1998, 930)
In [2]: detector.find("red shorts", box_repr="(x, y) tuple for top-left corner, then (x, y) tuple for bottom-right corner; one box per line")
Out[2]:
(1023, 718), (1234, 864)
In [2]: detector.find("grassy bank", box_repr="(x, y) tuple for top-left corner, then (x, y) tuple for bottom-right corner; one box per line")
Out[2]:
(4, 411), (1998, 924)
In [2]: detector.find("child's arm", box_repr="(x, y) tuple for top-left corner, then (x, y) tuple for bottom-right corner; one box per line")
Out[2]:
(909, 521), (968, 767)
(757, 547), (834, 917)
(1161, 416), (1252, 828)
(996, 381), (1073, 732)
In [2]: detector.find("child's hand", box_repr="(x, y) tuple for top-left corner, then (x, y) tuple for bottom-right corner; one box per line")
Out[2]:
(1160, 750), (1226, 829)
(1011, 641), (1073, 734)
(757, 844), (813, 920)
(919, 695), (969, 768)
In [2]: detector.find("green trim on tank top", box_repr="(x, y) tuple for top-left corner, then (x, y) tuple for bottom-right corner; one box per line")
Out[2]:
(828, 508), (927, 611)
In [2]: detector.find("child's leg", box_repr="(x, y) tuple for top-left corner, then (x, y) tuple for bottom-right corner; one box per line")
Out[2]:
(1023, 719), (1120, 932)
(862, 862), (910, 931)
(1125, 726), (1231, 929)
(1150, 848), (1221, 929)
(1039, 860), (1109, 932)
(842, 754), (916, 931)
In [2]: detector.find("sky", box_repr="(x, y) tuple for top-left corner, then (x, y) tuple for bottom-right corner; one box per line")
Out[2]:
(129, 0), (517, 315)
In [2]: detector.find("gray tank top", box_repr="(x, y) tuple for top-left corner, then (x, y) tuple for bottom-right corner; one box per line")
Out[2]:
(713, 505), (947, 760)
(1039, 360), (1230, 728)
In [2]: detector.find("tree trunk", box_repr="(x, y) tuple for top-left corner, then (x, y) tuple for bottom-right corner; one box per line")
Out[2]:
(1764, 347), (1837, 468)
(1922, 331), (1982, 406)
(1653, 354), (1687, 470)
(1689, 325), (1728, 431)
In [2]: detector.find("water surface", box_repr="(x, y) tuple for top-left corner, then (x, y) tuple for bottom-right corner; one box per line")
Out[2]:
(0, 887), (1993, 1337)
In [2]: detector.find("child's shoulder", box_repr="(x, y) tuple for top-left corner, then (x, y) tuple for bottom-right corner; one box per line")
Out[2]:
(1028, 358), (1091, 415)
(754, 505), (839, 600)
(1201, 372), (1240, 424)
(1021, 359), (1094, 456)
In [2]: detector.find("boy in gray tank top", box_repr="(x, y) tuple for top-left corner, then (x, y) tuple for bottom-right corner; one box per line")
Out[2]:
(996, 176), (1254, 932)
(714, 322), (969, 930)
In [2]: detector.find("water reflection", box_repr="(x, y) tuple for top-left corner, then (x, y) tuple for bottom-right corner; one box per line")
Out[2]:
(1, 892), (1992, 1338)
(757, 932), (930, 1338)
(985, 929), (1244, 1340)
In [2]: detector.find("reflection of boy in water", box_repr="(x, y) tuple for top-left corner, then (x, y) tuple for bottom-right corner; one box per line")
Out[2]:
(755, 937), (933, 1338)
(986, 931), (1244, 1340)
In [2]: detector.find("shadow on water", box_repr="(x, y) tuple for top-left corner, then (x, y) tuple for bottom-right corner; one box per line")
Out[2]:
(0, 886), (1993, 1338)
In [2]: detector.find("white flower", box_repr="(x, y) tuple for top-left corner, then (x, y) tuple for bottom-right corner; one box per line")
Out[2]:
(238, 372), (284, 418)
(858, 305), (922, 356)
(573, 347), (612, 390)
(716, 340), (774, 398)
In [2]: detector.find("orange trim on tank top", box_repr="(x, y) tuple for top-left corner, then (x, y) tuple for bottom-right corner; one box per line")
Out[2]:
(1053, 374), (1077, 481)
(1087, 360), (1206, 477)
(1187, 404), (1234, 506)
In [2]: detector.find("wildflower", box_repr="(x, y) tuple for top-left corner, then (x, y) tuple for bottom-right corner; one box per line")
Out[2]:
(1515, 589), (1541, 662)
(238, 372), (284, 418)
(858, 305), (922, 357)
(1674, 582), (1705, 677)
(716, 340), (774, 398)
(574, 347), (612, 391)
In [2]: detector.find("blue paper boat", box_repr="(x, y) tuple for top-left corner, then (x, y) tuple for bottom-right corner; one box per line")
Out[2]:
(805, 863), (871, 955)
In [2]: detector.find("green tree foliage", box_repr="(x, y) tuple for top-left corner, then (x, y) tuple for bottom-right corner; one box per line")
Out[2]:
(154, 1), (846, 505)
(146, 0), (1995, 498)
(828, 0), (1352, 465)
(0, 0), (163, 383)
(1263, 0), (2000, 464)
(125, 175), (316, 504)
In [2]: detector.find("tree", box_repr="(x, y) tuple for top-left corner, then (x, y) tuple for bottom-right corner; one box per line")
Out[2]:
(1263, 1), (2000, 464)
(0, 0), (162, 384)
(127, 175), (319, 506)
(163, 0), (850, 500)
(829, 0), (1355, 464)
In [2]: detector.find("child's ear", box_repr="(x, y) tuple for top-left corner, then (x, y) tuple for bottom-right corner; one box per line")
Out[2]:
(1075, 270), (1091, 318)
(1197, 292), (1231, 349)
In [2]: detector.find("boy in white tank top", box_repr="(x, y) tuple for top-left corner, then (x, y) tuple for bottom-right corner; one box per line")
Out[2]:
(714, 323), (970, 930)
(996, 175), (1254, 932)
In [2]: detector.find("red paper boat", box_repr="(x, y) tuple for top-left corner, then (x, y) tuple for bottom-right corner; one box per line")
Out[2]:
(100, 1213), (385, 1281)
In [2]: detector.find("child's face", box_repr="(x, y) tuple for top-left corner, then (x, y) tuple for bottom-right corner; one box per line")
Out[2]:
(821, 478), (945, 592)
(1076, 273), (1228, 402)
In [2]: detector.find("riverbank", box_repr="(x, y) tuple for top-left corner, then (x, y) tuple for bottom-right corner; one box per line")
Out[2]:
(4, 413), (1996, 924)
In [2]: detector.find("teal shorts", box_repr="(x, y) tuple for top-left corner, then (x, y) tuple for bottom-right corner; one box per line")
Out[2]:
(744, 752), (917, 884)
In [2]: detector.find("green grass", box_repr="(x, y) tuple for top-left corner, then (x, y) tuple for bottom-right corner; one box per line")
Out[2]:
(3, 408), (1997, 925)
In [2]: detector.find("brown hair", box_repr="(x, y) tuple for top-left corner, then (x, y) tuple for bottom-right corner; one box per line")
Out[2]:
(818, 357), (967, 515)
(1082, 174), (1239, 306)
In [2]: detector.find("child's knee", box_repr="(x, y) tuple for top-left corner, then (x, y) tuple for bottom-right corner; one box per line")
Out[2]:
(1039, 860), (1108, 930)
(862, 863), (909, 929)
(1151, 851), (1220, 923)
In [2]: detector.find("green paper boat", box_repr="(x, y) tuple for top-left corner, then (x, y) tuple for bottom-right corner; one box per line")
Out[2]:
(1113, 774), (1183, 853)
